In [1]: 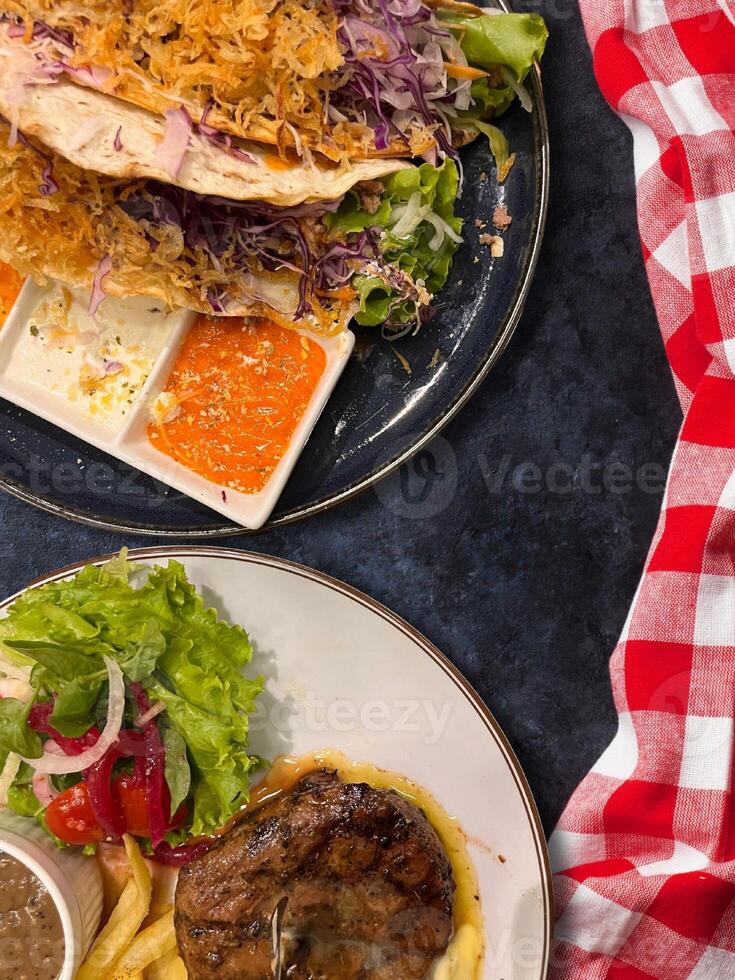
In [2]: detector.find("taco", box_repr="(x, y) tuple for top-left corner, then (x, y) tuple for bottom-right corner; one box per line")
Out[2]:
(0, 117), (464, 333)
(0, 26), (411, 207)
(0, 0), (548, 162)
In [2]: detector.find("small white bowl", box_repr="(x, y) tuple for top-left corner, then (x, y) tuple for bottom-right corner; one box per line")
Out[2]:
(0, 810), (103, 979)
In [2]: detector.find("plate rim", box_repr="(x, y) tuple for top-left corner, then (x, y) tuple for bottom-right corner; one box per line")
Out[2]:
(0, 49), (550, 538)
(3, 544), (554, 977)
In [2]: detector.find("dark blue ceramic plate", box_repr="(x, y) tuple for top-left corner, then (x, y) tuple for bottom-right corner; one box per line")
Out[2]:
(0, 63), (548, 537)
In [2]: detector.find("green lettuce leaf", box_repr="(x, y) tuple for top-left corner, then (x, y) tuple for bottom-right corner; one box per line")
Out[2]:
(442, 11), (548, 82)
(50, 679), (103, 737)
(115, 620), (166, 682)
(162, 726), (191, 819)
(7, 770), (41, 818)
(147, 681), (262, 836)
(465, 77), (516, 121)
(6, 764), (71, 848)
(440, 11), (548, 131)
(0, 699), (42, 770)
(326, 160), (463, 327)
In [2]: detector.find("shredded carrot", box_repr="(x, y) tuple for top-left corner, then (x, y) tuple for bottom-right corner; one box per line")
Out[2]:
(10, 0), (351, 158)
(444, 63), (488, 80)
(315, 286), (357, 302)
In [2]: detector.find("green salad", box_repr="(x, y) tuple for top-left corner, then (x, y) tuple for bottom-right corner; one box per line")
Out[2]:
(0, 553), (263, 862)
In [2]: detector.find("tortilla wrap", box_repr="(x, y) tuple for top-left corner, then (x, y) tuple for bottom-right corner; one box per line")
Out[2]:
(0, 33), (410, 207)
(2, 0), (482, 162)
(0, 124), (358, 334)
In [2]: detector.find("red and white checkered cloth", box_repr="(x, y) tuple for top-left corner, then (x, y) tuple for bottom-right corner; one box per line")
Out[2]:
(549, 2), (735, 978)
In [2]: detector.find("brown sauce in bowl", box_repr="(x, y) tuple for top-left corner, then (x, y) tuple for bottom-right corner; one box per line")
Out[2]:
(0, 851), (64, 980)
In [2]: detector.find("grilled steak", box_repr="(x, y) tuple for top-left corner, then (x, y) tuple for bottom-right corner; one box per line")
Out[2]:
(175, 769), (455, 979)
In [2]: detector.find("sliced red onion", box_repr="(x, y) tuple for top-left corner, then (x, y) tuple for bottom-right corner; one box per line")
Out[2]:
(129, 683), (167, 848)
(22, 657), (125, 774)
(155, 106), (192, 179)
(87, 743), (125, 837)
(88, 253), (112, 317)
(29, 701), (100, 755)
(145, 724), (167, 848)
(104, 360), (124, 375)
(152, 839), (213, 866)
(113, 126), (123, 151)
(115, 728), (148, 758)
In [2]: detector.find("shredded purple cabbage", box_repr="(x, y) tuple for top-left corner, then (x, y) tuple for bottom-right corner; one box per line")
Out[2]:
(89, 253), (112, 316)
(13, 128), (59, 196)
(329, 0), (468, 159)
(0, 13), (74, 49)
(196, 100), (257, 164)
(28, 19), (75, 49)
(120, 181), (371, 318)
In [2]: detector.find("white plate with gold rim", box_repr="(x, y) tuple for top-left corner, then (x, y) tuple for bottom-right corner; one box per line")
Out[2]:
(4, 547), (552, 980)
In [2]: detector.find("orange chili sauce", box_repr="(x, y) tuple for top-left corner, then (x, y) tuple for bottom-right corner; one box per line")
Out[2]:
(148, 316), (326, 494)
(0, 261), (22, 327)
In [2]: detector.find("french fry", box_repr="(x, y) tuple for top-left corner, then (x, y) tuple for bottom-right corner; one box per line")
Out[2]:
(146, 948), (188, 979)
(109, 909), (177, 979)
(77, 836), (153, 980)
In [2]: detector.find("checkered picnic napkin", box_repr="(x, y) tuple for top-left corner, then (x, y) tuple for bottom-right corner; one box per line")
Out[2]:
(548, 2), (735, 978)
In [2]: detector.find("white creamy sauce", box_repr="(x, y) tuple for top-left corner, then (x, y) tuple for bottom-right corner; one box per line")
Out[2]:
(5, 284), (175, 430)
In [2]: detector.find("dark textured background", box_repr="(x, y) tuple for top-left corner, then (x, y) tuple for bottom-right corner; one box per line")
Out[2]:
(0, 2), (681, 833)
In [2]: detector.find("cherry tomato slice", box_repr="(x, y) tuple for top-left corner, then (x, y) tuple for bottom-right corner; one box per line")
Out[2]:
(112, 775), (188, 838)
(44, 782), (105, 846)
(113, 775), (150, 838)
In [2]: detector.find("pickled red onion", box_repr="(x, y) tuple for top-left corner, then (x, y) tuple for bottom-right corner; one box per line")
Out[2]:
(22, 657), (125, 774)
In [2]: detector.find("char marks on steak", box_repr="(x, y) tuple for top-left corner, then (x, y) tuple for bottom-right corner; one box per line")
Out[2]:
(175, 769), (455, 978)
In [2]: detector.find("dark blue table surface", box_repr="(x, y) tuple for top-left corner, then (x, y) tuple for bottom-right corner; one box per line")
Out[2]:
(0, 1), (681, 834)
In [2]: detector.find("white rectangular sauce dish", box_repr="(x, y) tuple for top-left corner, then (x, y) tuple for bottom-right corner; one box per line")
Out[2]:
(0, 278), (355, 529)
